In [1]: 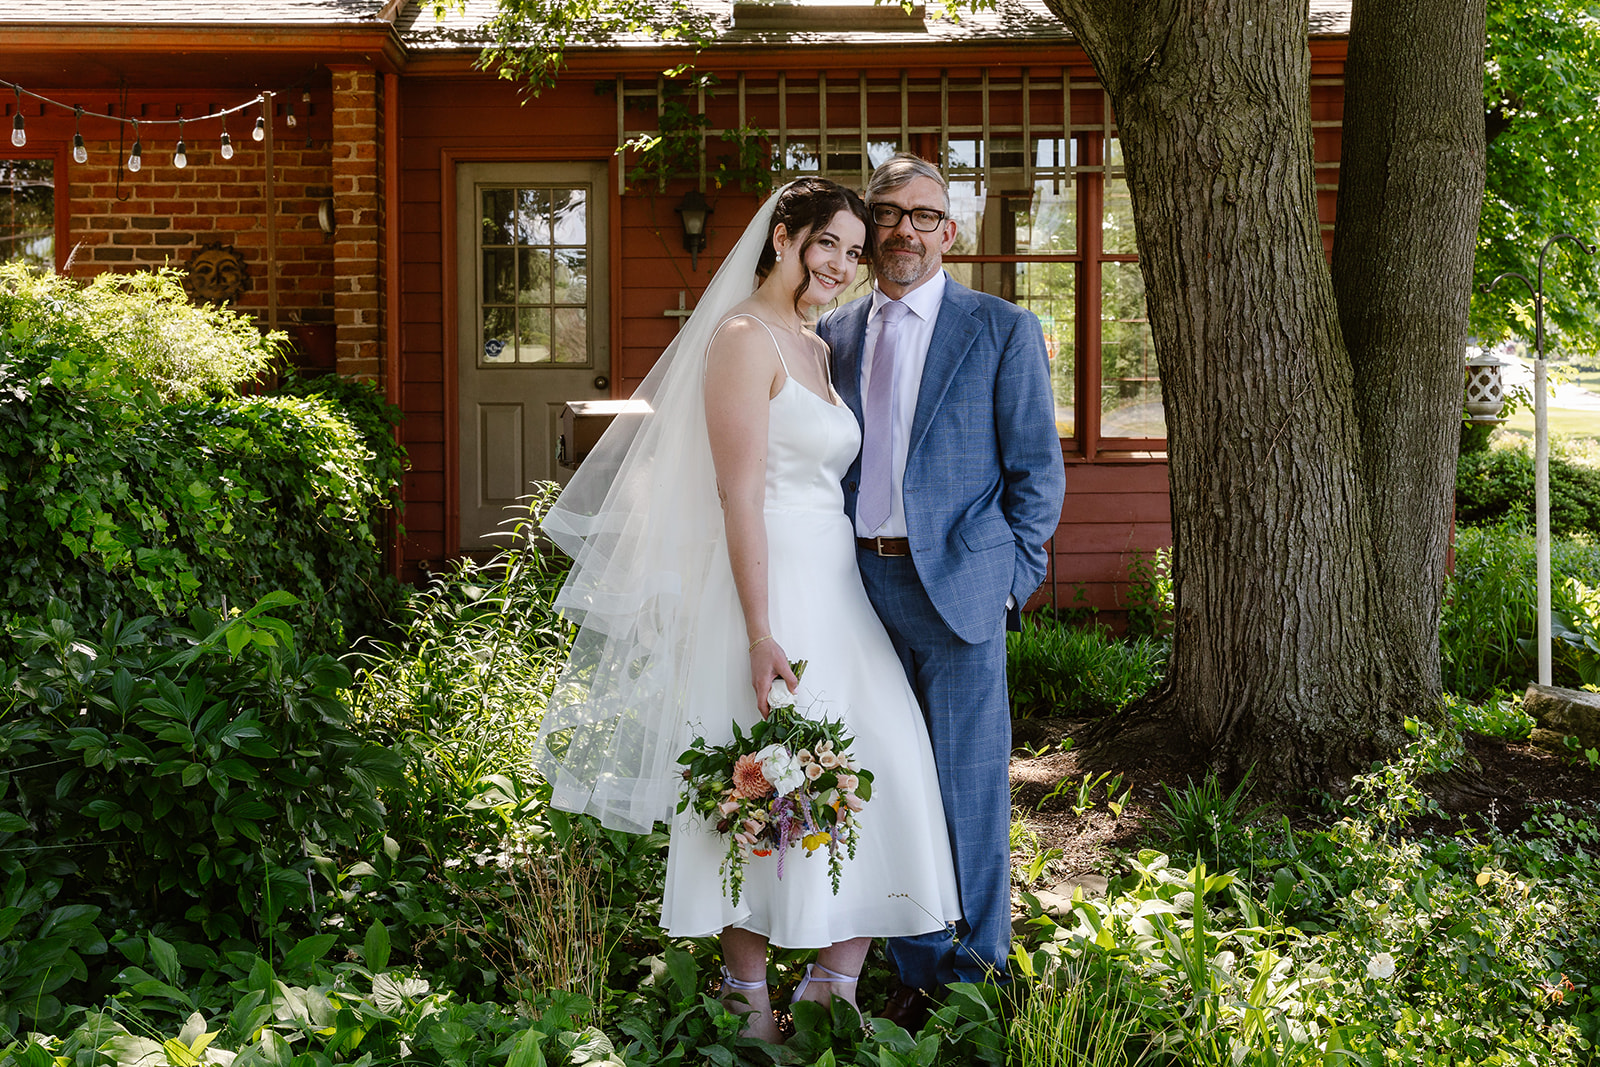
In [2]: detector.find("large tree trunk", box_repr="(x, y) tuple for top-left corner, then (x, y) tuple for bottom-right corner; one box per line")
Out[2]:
(1334, 0), (1487, 711)
(1046, 0), (1484, 792)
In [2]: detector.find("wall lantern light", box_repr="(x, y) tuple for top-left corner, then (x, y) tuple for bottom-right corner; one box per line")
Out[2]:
(676, 190), (712, 271)
(1464, 349), (1509, 424)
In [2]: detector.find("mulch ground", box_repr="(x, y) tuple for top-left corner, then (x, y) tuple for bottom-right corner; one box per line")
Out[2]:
(1008, 715), (1600, 896)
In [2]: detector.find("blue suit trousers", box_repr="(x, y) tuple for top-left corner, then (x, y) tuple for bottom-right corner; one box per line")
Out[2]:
(858, 550), (1012, 989)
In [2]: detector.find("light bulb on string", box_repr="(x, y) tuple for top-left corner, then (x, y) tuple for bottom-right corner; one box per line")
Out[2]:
(220, 124), (233, 160)
(128, 120), (142, 173)
(253, 97), (266, 141)
(285, 95), (296, 128)
(73, 106), (87, 164)
(174, 119), (187, 169)
(10, 87), (24, 148)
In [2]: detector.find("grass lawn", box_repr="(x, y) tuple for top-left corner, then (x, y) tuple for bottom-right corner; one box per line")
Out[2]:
(1499, 405), (1600, 441)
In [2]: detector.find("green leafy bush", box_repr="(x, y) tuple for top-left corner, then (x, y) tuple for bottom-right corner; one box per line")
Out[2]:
(1007, 616), (1167, 718)
(1013, 745), (1600, 1066)
(0, 595), (404, 1023)
(0, 264), (278, 400)
(1457, 441), (1600, 536)
(344, 492), (675, 1006)
(0, 284), (404, 655)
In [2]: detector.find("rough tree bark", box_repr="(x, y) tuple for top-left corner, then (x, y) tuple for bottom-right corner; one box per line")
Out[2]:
(1043, 0), (1486, 791)
(1334, 1), (1487, 712)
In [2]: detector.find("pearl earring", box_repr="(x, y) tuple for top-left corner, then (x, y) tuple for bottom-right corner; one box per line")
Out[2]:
(776, 250), (784, 263)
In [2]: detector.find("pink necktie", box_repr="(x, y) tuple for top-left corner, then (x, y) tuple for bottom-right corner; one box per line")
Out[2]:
(859, 300), (908, 532)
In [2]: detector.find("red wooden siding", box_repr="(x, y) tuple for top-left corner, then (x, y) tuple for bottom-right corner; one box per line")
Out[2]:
(1031, 460), (1171, 617)
(392, 44), (1348, 610)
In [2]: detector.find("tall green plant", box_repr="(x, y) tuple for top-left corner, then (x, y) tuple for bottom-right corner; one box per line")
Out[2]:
(1007, 618), (1167, 719)
(1441, 522), (1600, 696)
(1, 595), (404, 976)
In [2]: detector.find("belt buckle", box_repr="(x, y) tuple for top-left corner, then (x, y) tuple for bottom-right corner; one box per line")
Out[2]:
(876, 537), (901, 558)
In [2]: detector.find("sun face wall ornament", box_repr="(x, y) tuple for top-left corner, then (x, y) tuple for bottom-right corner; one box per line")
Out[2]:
(184, 242), (250, 304)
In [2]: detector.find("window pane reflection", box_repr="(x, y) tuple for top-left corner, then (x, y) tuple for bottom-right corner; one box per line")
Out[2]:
(1100, 262), (1162, 438)
(947, 261), (1077, 438)
(0, 159), (54, 269)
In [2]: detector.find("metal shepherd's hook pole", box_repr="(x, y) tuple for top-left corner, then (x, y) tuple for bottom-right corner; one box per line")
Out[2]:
(1485, 233), (1598, 686)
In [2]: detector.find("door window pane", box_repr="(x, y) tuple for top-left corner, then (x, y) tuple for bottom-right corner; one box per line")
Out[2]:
(0, 159), (53, 269)
(478, 183), (591, 367)
(1100, 262), (1162, 437)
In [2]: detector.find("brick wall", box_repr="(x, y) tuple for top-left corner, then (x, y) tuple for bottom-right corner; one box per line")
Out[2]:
(58, 89), (336, 347)
(330, 69), (384, 381)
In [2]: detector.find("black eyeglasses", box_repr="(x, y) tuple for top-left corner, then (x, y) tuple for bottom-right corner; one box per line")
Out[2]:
(869, 203), (949, 232)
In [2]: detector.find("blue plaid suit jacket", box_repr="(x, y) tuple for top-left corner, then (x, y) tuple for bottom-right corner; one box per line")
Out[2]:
(821, 276), (1066, 643)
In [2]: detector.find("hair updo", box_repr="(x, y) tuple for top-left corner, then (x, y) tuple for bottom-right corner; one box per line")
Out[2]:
(754, 177), (874, 311)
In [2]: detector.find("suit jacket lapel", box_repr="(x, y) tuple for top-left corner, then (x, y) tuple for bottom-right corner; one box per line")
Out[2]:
(827, 299), (871, 424)
(907, 278), (981, 460)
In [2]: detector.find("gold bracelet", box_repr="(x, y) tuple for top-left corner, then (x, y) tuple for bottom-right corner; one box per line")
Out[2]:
(747, 633), (773, 653)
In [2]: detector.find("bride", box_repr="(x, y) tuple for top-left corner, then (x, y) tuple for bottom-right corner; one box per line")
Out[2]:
(533, 178), (959, 1041)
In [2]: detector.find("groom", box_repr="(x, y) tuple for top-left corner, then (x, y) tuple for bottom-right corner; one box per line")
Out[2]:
(820, 154), (1066, 1024)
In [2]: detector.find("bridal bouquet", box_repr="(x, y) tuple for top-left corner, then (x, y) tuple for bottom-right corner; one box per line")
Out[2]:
(676, 661), (874, 906)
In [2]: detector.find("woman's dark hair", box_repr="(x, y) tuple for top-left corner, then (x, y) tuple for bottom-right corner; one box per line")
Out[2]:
(754, 177), (874, 311)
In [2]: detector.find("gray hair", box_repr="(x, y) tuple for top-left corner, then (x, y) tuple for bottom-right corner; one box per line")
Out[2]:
(865, 153), (950, 212)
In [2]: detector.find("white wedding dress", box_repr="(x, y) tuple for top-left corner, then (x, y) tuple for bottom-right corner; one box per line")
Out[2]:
(659, 322), (962, 947)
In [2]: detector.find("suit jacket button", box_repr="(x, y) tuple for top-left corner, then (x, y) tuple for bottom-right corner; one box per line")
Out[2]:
(847, 481), (857, 491)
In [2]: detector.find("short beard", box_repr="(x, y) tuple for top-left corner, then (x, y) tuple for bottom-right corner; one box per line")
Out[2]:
(876, 242), (933, 286)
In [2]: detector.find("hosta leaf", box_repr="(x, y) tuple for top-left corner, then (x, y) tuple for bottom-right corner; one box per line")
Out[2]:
(363, 922), (390, 972)
(370, 973), (430, 1014)
(102, 1034), (165, 1067)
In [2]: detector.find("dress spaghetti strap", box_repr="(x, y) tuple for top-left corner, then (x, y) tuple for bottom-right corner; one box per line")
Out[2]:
(709, 313), (790, 376)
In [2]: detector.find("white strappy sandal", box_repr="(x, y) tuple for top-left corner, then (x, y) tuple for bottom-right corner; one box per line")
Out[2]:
(790, 962), (860, 1006)
(789, 962), (869, 1038)
(720, 967), (779, 1042)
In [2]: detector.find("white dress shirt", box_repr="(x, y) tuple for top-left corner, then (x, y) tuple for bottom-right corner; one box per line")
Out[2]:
(855, 270), (947, 538)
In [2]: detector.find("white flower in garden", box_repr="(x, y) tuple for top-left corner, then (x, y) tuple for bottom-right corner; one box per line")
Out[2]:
(1366, 952), (1396, 980)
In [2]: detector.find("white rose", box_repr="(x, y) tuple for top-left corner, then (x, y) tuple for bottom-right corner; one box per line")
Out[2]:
(768, 678), (798, 709)
(1366, 952), (1396, 981)
(756, 745), (805, 794)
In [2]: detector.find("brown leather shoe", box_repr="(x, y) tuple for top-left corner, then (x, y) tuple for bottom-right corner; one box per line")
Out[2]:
(877, 984), (934, 1032)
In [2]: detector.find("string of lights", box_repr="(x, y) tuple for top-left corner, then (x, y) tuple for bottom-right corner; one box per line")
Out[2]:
(2, 77), (305, 170)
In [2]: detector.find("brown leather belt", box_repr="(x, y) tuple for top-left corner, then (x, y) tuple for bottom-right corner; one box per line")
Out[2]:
(856, 536), (911, 557)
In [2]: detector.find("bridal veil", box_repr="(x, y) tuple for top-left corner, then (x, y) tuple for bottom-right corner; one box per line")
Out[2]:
(534, 185), (788, 834)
